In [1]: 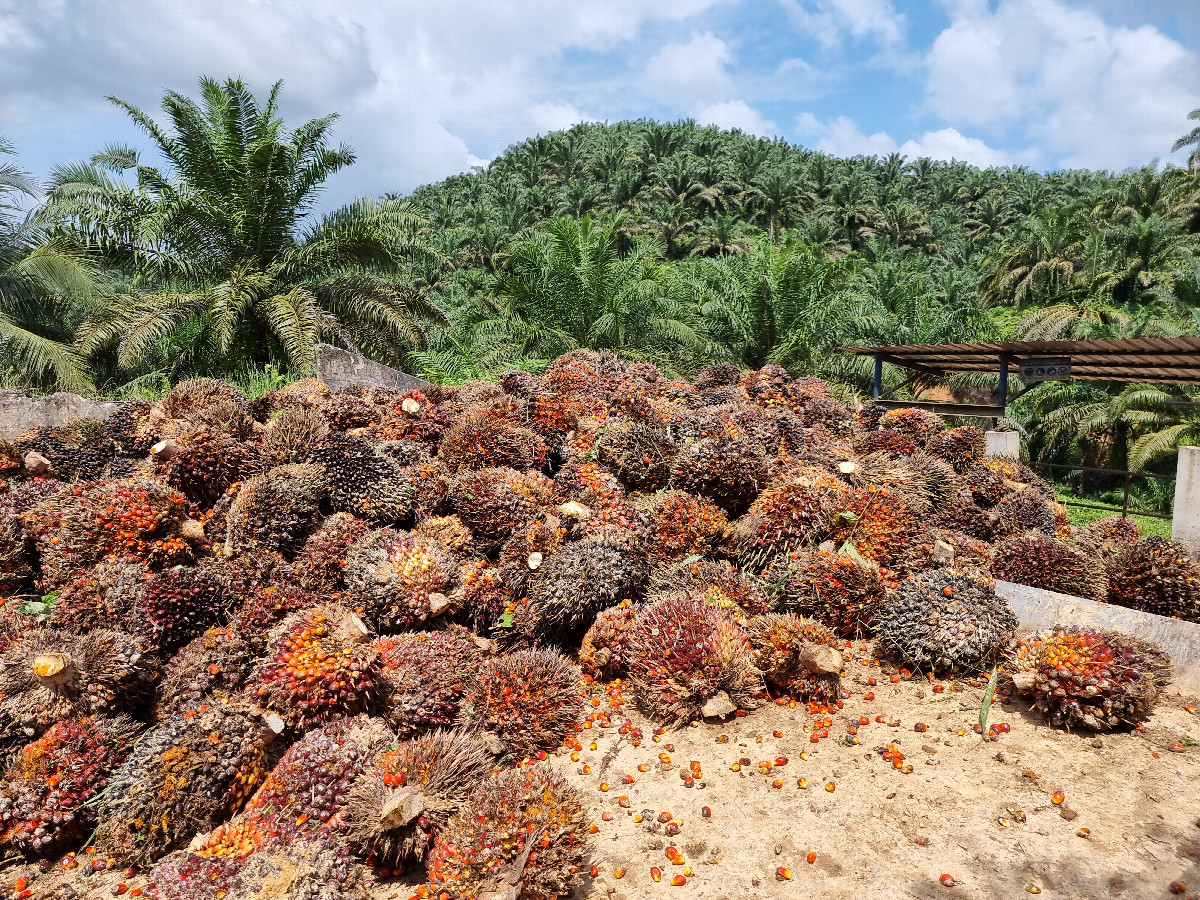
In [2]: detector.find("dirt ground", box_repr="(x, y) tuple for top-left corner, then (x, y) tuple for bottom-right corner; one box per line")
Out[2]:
(549, 647), (1200, 900)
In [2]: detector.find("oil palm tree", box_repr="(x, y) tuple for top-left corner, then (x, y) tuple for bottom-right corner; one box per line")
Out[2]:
(41, 77), (443, 379)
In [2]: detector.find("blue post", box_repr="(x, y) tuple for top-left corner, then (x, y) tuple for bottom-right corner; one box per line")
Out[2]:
(998, 355), (1009, 409)
(873, 353), (882, 401)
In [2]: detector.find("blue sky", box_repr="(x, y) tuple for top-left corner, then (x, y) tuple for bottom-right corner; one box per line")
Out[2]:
(2, 0), (1199, 209)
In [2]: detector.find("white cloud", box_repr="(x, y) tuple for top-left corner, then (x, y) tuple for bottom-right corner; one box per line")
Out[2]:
(782, 0), (905, 49)
(697, 100), (779, 136)
(644, 32), (733, 105)
(924, 0), (1200, 169)
(797, 114), (1017, 167)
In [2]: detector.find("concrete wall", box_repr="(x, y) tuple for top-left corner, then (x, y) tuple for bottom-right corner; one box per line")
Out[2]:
(0, 390), (126, 441)
(996, 580), (1200, 697)
(313, 344), (430, 394)
(1174, 446), (1199, 557)
(985, 430), (1020, 460)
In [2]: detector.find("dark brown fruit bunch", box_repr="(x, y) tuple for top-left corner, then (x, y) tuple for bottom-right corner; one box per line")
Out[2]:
(450, 467), (553, 551)
(626, 595), (764, 724)
(223, 464), (327, 558)
(458, 649), (582, 758)
(426, 765), (587, 900)
(891, 527), (993, 578)
(853, 428), (918, 457)
(291, 511), (369, 594)
(156, 626), (256, 718)
(1075, 515), (1140, 559)
(260, 404), (330, 466)
(154, 429), (257, 507)
(746, 613), (844, 704)
(671, 435), (767, 513)
(525, 533), (646, 642)
(992, 532), (1105, 601)
(925, 425), (985, 473)
(376, 631), (486, 737)
(578, 603), (638, 681)
(648, 558), (774, 619)
(305, 431), (414, 525)
(343, 728), (493, 866)
(440, 411), (547, 474)
(343, 529), (460, 632)
(597, 419), (677, 491)
(1106, 537), (1200, 621)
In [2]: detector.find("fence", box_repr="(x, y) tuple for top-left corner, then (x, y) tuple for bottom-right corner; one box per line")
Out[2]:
(1028, 461), (1175, 521)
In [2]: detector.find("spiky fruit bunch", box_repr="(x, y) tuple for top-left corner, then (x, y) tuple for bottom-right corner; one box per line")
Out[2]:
(961, 457), (1049, 508)
(105, 401), (158, 456)
(452, 559), (510, 636)
(649, 558), (774, 619)
(928, 491), (994, 541)
(1011, 628), (1173, 731)
(525, 534), (646, 642)
(344, 728), (493, 866)
(377, 438), (433, 467)
(876, 569), (1017, 673)
(0, 715), (140, 854)
(200, 550), (285, 603)
(637, 490), (728, 566)
(249, 604), (381, 730)
(157, 627), (256, 718)
(1107, 538), (1200, 621)
(694, 364), (742, 392)
(499, 369), (544, 397)
(596, 420), (677, 491)
(439, 412), (547, 475)
(578, 603), (638, 681)
(892, 527), (993, 578)
(376, 631), (485, 737)
(737, 472), (845, 572)
(343, 529), (460, 632)
(626, 595), (764, 724)
(15, 421), (115, 483)
(97, 700), (271, 865)
(403, 458), (450, 522)
(990, 490), (1057, 539)
(156, 429), (256, 507)
(526, 394), (582, 453)
(825, 485), (915, 565)
(781, 550), (893, 638)
(197, 717), (393, 861)
(426, 765), (587, 900)
(671, 435), (767, 513)
(223, 464), (326, 558)
(304, 432), (413, 525)
(413, 515), (474, 557)
(161, 378), (250, 421)
(746, 613), (844, 704)
(27, 479), (197, 585)
(0, 629), (151, 740)
(270, 377), (333, 412)
(854, 428), (918, 457)
(450, 467), (553, 551)
(137, 564), (230, 654)
(0, 516), (30, 597)
(992, 533), (1105, 601)
(926, 425), (985, 473)
(1079, 515), (1140, 555)
(261, 405), (330, 467)
(371, 390), (450, 446)
(458, 650), (582, 757)
(836, 451), (949, 518)
(152, 835), (366, 900)
(319, 392), (379, 431)
(878, 407), (945, 443)
(292, 512), (368, 594)
(49, 557), (149, 632)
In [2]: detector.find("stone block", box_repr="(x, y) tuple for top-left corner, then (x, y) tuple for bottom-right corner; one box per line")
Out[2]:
(313, 344), (430, 394)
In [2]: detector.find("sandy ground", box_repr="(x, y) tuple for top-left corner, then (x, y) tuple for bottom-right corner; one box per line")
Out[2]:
(552, 650), (1200, 900)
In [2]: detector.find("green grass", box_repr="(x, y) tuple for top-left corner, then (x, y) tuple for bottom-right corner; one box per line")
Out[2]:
(1061, 500), (1173, 539)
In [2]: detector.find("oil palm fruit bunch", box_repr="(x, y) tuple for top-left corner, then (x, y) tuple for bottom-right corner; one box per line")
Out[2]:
(891, 527), (993, 578)
(1010, 627), (1172, 730)
(160, 378), (250, 422)
(26, 478), (199, 586)
(14, 421), (115, 482)
(319, 392), (379, 431)
(671, 434), (767, 513)
(1106, 537), (1200, 621)
(413, 514), (475, 557)
(496, 516), (564, 604)
(525, 532), (646, 643)
(449, 467), (553, 551)
(343, 728), (493, 867)
(305, 432), (414, 525)
(800, 397), (856, 437)
(835, 451), (939, 518)
(989, 490), (1057, 539)
(0, 628), (152, 741)
(439, 411), (547, 474)
(231, 584), (320, 650)
(928, 490), (994, 541)
(153, 428), (257, 507)
(746, 613), (844, 704)
(625, 595), (764, 724)
(458, 649), (582, 758)
(343, 529), (460, 632)
(260, 404), (330, 467)
(49, 557), (150, 632)
(780, 549), (894, 638)
(425, 765), (587, 900)
(637, 489), (728, 566)
(451, 558), (510, 637)
(371, 389), (450, 447)
(825, 484), (915, 565)
(578, 603), (638, 681)
(648, 558), (774, 619)
(248, 604), (381, 730)
(291, 512), (368, 594)
(925, 425), (985, 473)
(693, 363), (742, 392)
(197, 716), (394, 858)
(97, 700), (272, 865)
(876, 568), (1017, 673)
(737, 471), (845, 573)
(135, 564), (230, 655)
(223, 464), (327, 558)
(1076, 515), (1140, 558)
(597, 419), (677, 491)
(0, 715), (140, 855)
(992, 532), (1106, 601)
(853, 428), (918, 457)
(0, 516), (31, 598)
(105, 401), (158, 456)
(156, 626), (256, 718)
(376, 631), (486, 737)
(879, 407), (945, 443)
(525, 393), (582, 454)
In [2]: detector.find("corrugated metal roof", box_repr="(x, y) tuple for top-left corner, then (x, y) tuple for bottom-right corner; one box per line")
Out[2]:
(846, 337), (1200, 385)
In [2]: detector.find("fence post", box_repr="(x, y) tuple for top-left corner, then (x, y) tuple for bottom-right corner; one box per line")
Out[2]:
(1174, 446), (1200, 556)
(985, 431), (1019, 460)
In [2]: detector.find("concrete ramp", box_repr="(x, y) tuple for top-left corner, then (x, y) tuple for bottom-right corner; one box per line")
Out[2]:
(997, 579), (1200, 697)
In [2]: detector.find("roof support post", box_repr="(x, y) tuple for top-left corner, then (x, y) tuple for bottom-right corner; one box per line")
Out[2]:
(873, 353), (882, 401)
(998, 354), (1009, 410)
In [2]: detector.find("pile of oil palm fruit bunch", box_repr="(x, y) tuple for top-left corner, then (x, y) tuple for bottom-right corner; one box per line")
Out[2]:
(0, 349), (1185, 899)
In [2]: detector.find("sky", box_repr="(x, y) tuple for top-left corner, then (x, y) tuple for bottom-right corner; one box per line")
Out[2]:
(2, 0), (1200, 209)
